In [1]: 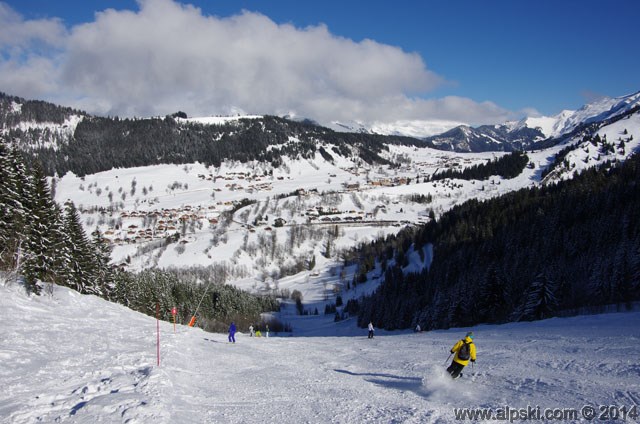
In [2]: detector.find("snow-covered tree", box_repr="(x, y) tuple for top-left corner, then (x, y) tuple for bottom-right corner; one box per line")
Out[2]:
(21, 162), (66, 293)
(0, 141), (29, 270)
(92, 229), (115, 297)
(62, 202), (100, 295)
(519, 273), (559, 321)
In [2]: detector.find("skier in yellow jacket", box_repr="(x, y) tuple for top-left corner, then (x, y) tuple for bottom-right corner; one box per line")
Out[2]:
(446, 332), (476, 379)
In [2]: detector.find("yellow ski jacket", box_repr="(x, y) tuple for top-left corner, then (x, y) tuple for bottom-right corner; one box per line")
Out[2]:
(451, 336), (476, 366)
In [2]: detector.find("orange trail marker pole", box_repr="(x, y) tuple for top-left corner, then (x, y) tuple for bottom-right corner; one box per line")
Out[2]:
(189, 279), (214, 328)
(171, 307), (177, 333)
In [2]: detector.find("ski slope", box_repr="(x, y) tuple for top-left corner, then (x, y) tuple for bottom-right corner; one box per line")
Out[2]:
(2, 280), (639, 423)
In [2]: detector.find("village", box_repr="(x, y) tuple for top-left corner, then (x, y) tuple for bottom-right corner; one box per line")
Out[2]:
(78, 151), (481, 264)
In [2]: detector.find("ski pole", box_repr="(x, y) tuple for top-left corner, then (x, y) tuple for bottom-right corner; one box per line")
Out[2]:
(444, 353), (452, 365)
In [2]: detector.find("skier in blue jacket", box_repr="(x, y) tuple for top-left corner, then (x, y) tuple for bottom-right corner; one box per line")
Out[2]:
(228, 322), (236, 343)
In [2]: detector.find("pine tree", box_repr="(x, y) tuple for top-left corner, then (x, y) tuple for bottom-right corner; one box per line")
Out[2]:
(92, 229), (115, 298)
(308, 254), (316, 270)
(62, 202), (100, 295)
(0, 141), (29, 270)
(519, 273), (559, 321)
(479, 266), (511, 323)
(21, 162), (65, 293)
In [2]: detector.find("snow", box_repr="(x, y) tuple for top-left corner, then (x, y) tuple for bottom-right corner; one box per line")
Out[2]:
(2, 279), (639, 423)
(508, 112), (574, 139)
(0, 114), (84, 150)
(6, 98), (640, 423)
(368, 119), (465, 138)
(179, 115), (263, 126)
(544, 111), (640, 182)
(504, 92), (640, 140)
(327, 119), (465, 138)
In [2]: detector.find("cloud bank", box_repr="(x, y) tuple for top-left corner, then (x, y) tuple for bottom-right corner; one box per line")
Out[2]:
(0, 0), (514, 126)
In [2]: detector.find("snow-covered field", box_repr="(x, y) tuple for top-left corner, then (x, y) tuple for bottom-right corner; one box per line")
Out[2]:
(2, 280), (639, 423)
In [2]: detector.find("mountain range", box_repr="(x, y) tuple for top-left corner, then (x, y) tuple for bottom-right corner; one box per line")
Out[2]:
(391, 92), (640, 152)
(329, 92), (640, 152)
(2, 90), (640, 162)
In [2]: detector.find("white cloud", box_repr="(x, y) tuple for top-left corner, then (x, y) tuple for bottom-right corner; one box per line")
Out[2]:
(0, 0), (515, 126)
(0, 3), (66, 49)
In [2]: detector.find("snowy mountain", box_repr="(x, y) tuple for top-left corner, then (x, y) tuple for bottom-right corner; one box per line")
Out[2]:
(329, 118), (464, 138)
(551, 91), (640, 137)
(3, 90), (639, 158)
(2, 279), (639, 423)
(415, 91), (640, 152)
(422, 123), (546, 152)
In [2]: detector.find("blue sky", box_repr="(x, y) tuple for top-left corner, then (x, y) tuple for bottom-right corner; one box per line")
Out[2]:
(1, 0), (638, 127)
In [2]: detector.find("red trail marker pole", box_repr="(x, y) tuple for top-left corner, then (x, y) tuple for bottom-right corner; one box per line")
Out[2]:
(156, 302), (160, 367)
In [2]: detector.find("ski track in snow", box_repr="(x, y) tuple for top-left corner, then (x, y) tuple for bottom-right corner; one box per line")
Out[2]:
(1, 281), (639, 423)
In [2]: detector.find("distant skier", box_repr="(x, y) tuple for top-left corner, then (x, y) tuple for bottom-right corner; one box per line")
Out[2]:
(446, 331), (476, 379)
(266, 324), (270, 338)
(368, 322), (374, 339)
(228, 322), (236, 343)
(415, 324), (421, 333)
(249, 325), (255, 337)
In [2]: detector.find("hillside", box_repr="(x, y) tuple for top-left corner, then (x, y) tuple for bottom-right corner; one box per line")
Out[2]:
(2, 280), (639, 423)
(1, 93), (424, 177)
(2, 91), (640, 334)
(357, 152), (640, 331)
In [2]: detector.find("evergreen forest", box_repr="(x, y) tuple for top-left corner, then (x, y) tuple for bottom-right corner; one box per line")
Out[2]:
(355, 154), (640, 330)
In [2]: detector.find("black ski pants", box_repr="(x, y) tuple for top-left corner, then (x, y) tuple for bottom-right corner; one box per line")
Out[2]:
(446, 360), (465, 378)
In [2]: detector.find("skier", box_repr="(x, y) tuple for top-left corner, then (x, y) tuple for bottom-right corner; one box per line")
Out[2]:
(367, 322), (374, 339)
(415, 324), (421, 332)
(446, 331), (476, 379)
(249, 325), (255, 337)
(266, 324), (270, 338)
(228, 322), (236, 343)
